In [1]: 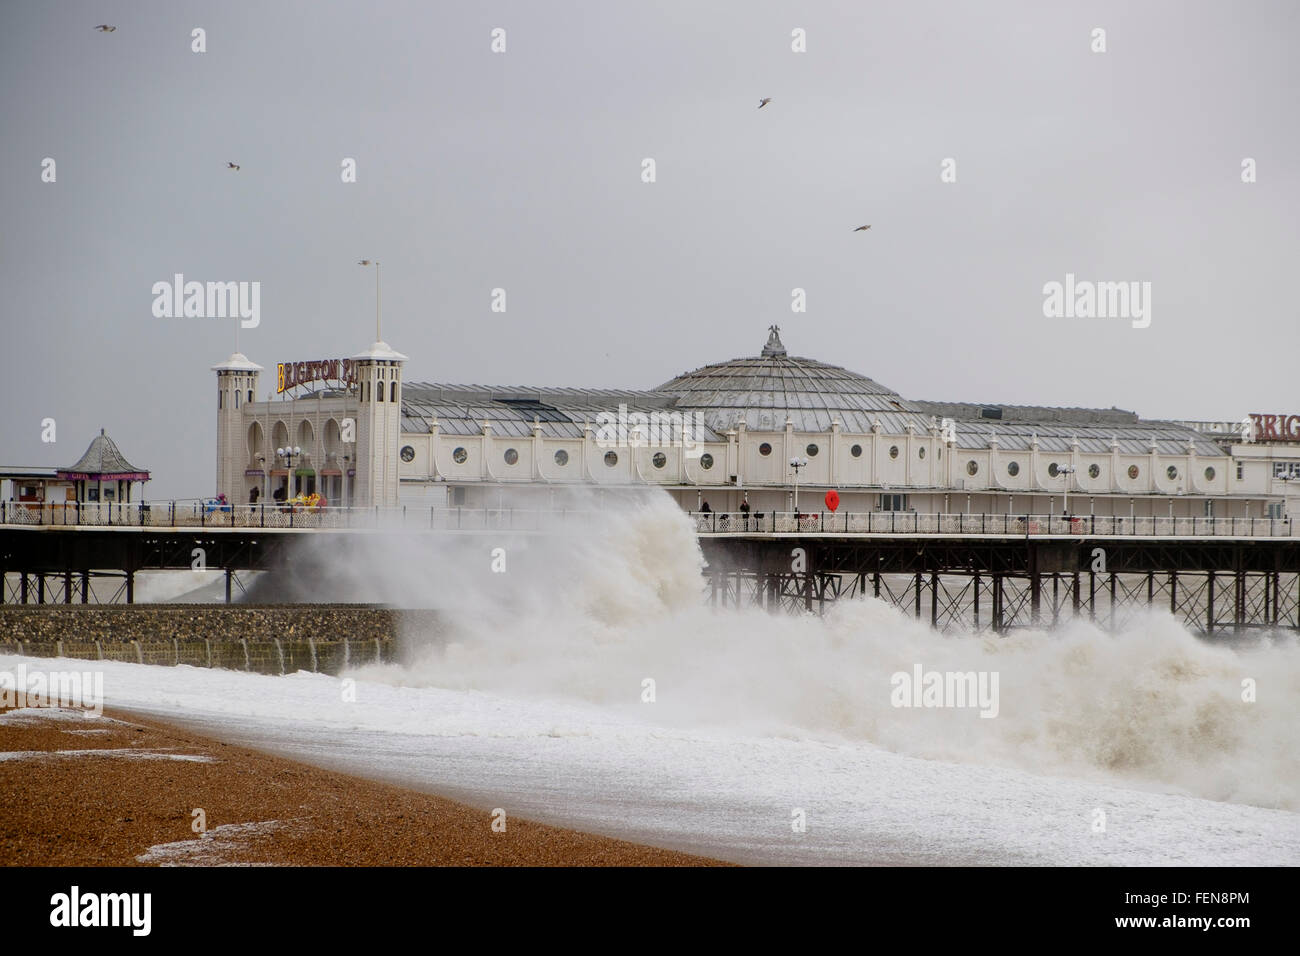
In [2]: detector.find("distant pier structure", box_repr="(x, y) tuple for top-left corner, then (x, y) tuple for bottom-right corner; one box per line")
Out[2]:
(5, 328), (1300, 633)
(698, 528), (1300, 634)
(1, 507), (1298, 635)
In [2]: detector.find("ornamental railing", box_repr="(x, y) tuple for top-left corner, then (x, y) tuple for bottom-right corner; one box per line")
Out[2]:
(0, 500), (1292, 537)
(689, 511), (1295, 537)
(0, 500), (598, 532)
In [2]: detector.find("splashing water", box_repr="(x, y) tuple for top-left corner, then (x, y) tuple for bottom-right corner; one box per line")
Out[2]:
(309, 492), (1298, 810)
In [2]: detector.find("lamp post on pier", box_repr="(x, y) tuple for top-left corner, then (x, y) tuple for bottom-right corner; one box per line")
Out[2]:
(789, 456), (808, 514)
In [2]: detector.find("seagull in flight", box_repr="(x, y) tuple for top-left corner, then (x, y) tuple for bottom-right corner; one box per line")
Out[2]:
(853, 224), (872, 232)
(358, 259), (374, 266)
(758, 97), (772, 109)
(226, 162), (240, 171)
(93, 24), (116, 32)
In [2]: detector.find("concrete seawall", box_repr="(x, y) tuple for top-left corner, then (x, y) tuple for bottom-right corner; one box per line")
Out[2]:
(0, 605), (439, 676)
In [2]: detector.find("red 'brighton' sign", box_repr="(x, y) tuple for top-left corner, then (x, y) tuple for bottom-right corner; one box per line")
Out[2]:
(1249, 414), (1300, 441)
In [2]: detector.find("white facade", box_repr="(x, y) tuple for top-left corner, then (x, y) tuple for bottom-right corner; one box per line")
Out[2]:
(215, 332), (1291, 520)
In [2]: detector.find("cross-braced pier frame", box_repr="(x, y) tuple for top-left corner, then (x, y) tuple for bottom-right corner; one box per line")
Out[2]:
(700, 537), (1300, 634)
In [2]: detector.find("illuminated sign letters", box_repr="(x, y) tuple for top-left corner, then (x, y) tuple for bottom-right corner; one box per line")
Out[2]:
(276, 359), (359, 394)
(1248, 413), (1300, 442)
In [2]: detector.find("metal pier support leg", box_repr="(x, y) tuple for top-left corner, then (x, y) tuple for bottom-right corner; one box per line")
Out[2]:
(914, 573), (922, 621)
(1088, 571), (1096, 622)
(1170, 571), (1177, 618)
(80, 571), (89, 604)
(64, 569), (72, 604)
(1030, 572), (1041, 625)
(992, 574), (1003, 632)
(1072, 572), (1080, 616)
(1207, 570), (1215, 634)
(1234, 571), (1244, 634)
(973, 572), (981, 630)
(125, 569), (134, 605)
(21, 572), (28, 605)
(930, 573), (939, 628)
(1272, 571), (1280, 626)
(1109, 572), (1117, 632)
(873, 571), (881, 599)
(225, 569), (233, 604)
(37, 574), (46, 605)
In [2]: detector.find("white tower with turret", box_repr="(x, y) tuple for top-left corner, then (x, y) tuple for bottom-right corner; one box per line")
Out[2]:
(212, 353), (263, 502)
(352, 340), (407, 507)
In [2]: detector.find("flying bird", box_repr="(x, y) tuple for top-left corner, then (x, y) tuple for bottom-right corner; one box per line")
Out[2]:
(853, 224), (872, 232)
(758, 98), (772, 109)
(358, 259), (373, 266)
(93, 24), (116, 32)
(226, 162), (240, 170)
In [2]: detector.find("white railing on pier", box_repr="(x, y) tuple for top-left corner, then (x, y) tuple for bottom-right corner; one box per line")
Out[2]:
(0, 500), (612, 533)
(0, 500), (1293, 537)
(689, 510), (1295, 538)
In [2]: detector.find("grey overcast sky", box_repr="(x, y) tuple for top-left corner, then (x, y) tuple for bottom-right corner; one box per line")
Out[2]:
(2, 0), (1297, 498)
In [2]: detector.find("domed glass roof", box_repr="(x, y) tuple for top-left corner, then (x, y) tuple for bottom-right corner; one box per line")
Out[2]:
(656, 327), (932, 433)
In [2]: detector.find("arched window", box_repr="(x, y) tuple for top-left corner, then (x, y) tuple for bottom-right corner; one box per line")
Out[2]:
(390, 381), (397, 402)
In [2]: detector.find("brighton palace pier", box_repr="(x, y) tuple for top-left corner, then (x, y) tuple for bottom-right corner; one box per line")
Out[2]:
(214, 326), (1300, 525)
(6, 326), (1300, 632)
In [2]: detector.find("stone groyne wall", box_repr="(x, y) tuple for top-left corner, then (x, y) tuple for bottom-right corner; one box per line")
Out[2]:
(0, 605), (440, 676)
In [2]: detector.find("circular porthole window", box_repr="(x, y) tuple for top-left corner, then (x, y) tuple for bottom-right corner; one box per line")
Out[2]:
(399, 445), (415, 463)
(652, 452), (667, 469)
(1007, 461), (1020, 476)
(918, 446), (926, 460)
(850, 444), (863, 458)
(966, 460), (979, 476)
(1128, 465), (1140, 479)
(604, 450), (618, 467)
(1088, 463), (1100, 479)
(889, 445), (899, 459)
(759, 442), (772, 456)
(452, 447), (468, 464)
(806, 443), (819, 457)
(1167, 465), (1178, 480)
(1048, 462), (1060, 478)
(1204, 466), (1215, 480)
(554, 449), (569, 466)
(504, 448), (519, 465)
(700, 453), (714, 469)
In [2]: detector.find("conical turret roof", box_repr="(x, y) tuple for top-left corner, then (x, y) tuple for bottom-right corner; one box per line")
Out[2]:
(58, 429), (150, 480)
